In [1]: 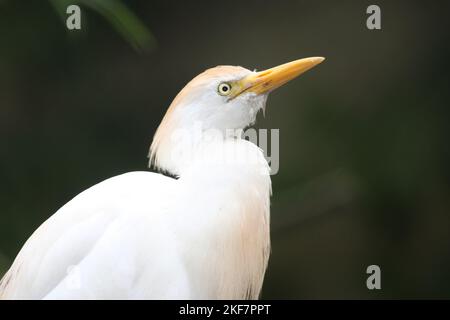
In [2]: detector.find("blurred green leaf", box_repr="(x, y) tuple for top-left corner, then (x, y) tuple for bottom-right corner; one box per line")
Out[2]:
(49, 0), (155, 52)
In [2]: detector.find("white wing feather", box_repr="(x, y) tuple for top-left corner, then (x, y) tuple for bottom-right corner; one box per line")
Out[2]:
(0, 171), (186, 299)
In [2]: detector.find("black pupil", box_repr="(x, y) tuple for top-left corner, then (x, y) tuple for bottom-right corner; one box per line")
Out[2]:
(222, 85), (229, 92)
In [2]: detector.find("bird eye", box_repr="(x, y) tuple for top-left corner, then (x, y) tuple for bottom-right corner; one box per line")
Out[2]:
(217, 82), (232, 96)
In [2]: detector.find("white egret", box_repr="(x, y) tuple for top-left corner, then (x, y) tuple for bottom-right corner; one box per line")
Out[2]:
(0, 57), (324, 299)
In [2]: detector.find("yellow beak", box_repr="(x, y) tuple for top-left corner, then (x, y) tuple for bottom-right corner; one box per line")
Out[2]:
(235, 57), (325, 96)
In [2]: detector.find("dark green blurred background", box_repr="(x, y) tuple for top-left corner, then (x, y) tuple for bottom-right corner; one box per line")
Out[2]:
(1, 0), (449, 298)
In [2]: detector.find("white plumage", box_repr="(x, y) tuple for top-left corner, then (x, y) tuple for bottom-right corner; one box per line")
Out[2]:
(0, 57), (323, 299)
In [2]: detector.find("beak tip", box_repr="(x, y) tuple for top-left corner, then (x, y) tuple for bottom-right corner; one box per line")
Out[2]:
(314, 57), (325, 64)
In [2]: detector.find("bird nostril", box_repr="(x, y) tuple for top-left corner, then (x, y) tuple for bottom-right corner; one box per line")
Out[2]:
(263, 80), (272, 87)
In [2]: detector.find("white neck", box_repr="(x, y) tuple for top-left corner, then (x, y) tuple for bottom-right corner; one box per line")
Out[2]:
(160, 137), (272, 298)
(150, 124), (262, 177)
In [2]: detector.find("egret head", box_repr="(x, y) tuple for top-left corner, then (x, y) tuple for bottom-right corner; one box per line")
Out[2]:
(150, 57), (325, 174)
